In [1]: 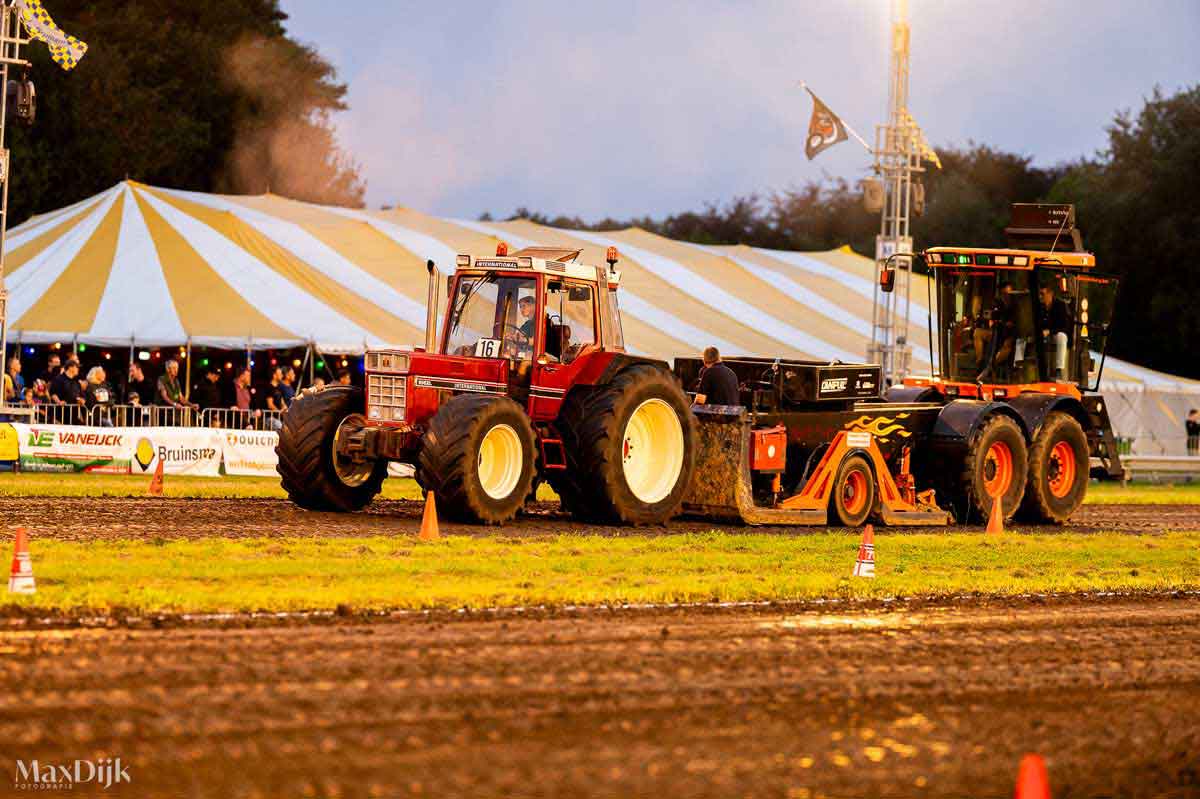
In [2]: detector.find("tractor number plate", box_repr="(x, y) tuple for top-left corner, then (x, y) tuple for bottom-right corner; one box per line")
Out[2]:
(474, 338), (502, 358)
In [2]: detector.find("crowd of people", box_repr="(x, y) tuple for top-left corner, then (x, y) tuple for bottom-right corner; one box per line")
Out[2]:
(1, 352), (354, 427)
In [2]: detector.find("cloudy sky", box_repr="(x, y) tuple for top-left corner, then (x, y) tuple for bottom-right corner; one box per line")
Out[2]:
(280, 1), (1200, 220)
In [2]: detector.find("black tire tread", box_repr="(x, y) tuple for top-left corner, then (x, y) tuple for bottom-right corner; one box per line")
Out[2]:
(416, 394), (536, 525)
(1018, 411), (1088, 525)
(956, 413), (1028, 524)
(551, 365), (696, 525)
(276, 386), (385, 512)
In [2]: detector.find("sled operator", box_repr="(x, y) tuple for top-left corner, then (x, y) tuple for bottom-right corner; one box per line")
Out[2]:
(693, 347), (740, 406)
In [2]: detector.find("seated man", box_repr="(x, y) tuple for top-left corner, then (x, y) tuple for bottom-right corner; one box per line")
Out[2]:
(973, 286), (1018, 381)
(1037, 285), (1073, 382)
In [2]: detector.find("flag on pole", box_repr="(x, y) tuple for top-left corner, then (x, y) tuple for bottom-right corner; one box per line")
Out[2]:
(803, 86), (849, 160)
(14, 0), (87, 71)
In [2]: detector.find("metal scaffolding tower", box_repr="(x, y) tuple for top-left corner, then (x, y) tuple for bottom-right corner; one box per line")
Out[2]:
(867, 0), (934, 383)
(0, 4), (30, 418)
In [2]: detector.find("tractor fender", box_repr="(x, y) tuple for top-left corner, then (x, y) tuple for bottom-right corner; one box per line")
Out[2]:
(569, 352), (672, 388)
(884, 384), (939, 404)
(926, 399), (1029, 457)
(1002, 394), (1090, 440)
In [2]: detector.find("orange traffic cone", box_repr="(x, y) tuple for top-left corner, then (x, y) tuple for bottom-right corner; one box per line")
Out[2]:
(986, 491), (1004, 534)
(1014, 753), (1051, 799)
(419, 491), (440, 541)
(853, 524), (875, 578)
(8, 527), (35, 595)
(148, 458), (164, 497)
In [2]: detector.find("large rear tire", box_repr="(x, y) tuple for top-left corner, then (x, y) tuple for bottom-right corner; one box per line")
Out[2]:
(416, 394), (536, 525)
(276, 386), (386, 512)
(1019, 412), (1088, 524)
(955, 414), (1028, 524)
(551, 365), (696, 525)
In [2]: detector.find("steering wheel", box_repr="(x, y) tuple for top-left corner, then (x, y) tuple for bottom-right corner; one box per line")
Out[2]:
(499, 323), (531, 356)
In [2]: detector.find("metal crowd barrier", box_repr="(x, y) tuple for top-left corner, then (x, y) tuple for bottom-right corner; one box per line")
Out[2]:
(10, 403), (282, 430)
(1120, 455), (1200, 483)
(201, 408), (283, 431)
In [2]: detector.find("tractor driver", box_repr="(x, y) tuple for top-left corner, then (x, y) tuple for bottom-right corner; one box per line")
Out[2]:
(513, 295), (562, 361)
(1038, 284), (1072, 382)
(974, 285), (1019, 380)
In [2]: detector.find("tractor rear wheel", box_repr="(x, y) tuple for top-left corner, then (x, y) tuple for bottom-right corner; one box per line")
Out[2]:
(1019, 412), (1089, 524)
(416, 394), (536, 525)
(956, 414), (1028, 524)
(276, 385), (386, 512)
(553, 365), (696, 525)
(829, 453), (875, 527)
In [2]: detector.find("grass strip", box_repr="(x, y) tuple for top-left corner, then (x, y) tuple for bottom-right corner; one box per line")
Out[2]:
(4, 531), (1197, 615)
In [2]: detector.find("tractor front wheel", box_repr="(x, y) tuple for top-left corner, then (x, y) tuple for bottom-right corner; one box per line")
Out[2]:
(416, 394), (537, 525)
(276, 385), (387, 512)
(1019, 412), (1089, 524)
(956, 414), (1028, 524)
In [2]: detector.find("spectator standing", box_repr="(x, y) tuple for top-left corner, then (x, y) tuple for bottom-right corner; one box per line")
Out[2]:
(85, 366), (116, 426)
(232, 368), (253, 411)
(49, 359), (85, 421)
(1187, 409), (1200, 456)
(156, 359), (197, 411)
(280, 367), (296, 408)
(38, 353), (61, 386)
(192, 365), (225, 410)
(124, 363), (151, 405)
(264, 367), (286, 430)
(3, 356), (23, 402)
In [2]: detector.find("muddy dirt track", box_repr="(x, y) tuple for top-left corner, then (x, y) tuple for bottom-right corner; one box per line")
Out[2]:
(0, 595), (1196, 798)
(5, 496), (1200, 540)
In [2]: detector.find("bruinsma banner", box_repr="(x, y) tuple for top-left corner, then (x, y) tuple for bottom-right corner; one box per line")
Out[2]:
(8, 424), (280, 477)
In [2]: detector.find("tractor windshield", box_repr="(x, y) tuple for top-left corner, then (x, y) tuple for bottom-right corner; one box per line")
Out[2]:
(938, 269), (1036, 383)
(445, 274), (538, 359)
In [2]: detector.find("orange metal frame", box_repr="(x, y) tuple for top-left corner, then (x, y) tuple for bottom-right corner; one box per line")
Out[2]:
(778, 431), (948, 525)
(903, 376), (1081, 402)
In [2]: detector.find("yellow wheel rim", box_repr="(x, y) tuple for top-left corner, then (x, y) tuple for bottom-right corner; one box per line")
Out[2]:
(477, 423), (523, 500)
(621, 398), (684, 505)
(332, 415), (374, 487)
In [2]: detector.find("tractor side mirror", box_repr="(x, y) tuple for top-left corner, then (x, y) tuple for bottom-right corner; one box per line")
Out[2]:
(879, 265), (896, 293)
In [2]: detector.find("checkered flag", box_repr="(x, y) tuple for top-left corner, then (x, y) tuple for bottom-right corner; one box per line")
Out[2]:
(14, 0), (88, 71)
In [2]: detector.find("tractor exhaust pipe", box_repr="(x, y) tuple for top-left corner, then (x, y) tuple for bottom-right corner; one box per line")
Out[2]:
(425, 259), (439, 353)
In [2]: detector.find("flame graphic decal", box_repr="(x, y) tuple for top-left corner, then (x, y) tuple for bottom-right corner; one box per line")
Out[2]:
(844, 413), (913, 439)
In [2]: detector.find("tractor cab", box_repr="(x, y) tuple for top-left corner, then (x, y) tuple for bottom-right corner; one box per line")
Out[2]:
(440, 244), (626, 418)
(905, 204), (1119, 400)
(444, 244), (621, 366)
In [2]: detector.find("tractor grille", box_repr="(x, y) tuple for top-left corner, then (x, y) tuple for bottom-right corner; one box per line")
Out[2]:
(367, 374), (407, 422)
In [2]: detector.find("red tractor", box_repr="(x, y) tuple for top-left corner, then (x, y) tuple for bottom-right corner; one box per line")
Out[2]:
(276, 244), (698, 525)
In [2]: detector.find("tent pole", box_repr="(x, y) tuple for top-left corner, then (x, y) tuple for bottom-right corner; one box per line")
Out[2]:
(308, 342), (315, 386)
(297, 344), (311, 389)
(184, 338), (192, 401)
(72, 334), (77, 359)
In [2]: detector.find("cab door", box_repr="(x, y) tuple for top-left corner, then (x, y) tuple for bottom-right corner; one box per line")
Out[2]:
(529, 279), (600, 421)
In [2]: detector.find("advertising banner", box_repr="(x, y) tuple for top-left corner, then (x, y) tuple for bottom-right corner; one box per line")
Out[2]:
(221, 430), (280, 477)
(12, 423), (131, 473)
(128, 427), (223, 477)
